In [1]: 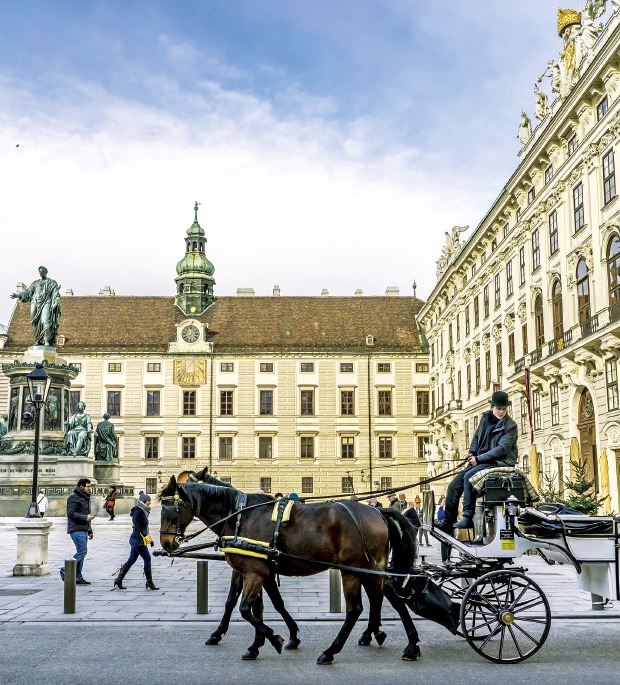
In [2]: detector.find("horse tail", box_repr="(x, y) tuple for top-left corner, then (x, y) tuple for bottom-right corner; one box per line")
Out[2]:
(378, 508), (417, 577)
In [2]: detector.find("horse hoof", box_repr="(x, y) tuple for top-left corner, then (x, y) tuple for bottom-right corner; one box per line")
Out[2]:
(375, 631), (387, 646)
(402, 645), (421, 661)
(241, 650), (259, 661)
(317, 652), (334, 665)
(272, 634), (285, 654)
(285, 637), (301, 650)
(358, 634), (372, 646)
(205, 636), (221, 645)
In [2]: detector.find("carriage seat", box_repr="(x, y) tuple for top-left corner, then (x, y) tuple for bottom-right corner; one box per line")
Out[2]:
(468, 466), (539, 507)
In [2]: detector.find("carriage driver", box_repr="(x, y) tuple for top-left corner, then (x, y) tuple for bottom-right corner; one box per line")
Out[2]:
(438, 390), (518, 531)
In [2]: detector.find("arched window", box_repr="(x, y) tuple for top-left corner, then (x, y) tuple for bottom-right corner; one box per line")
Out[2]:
(577, 258), (591, 324)
(193, 241), (198, 251)
(607, 235), (620, 312)
(534, 294), (545, 349)
(552, 280), (563, 339)
(179, 283), (184, 294)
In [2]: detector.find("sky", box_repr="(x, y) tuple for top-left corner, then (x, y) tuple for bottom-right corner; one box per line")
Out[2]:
(0, 1), (613, 326)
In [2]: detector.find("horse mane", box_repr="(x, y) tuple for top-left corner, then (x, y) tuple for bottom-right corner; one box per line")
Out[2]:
(178, 482), (274, 511)
(191, 469), (275, 504)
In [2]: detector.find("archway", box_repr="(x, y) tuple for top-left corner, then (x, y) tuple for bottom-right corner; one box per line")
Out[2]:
(577, 388), (598, 493)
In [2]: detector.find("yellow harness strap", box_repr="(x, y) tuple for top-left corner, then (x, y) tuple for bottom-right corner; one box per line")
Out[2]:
(271, 499), (295, 523)
(219, 535), (270, 559)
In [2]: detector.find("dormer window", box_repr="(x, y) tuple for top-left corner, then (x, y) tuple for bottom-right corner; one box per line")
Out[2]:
(365, 335), (375, 346)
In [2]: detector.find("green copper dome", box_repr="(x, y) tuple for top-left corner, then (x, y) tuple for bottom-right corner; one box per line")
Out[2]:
(176, 251), (215, 277)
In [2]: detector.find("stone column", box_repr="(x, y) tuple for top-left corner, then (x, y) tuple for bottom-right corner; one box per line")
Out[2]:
(13, 518), (53, 576)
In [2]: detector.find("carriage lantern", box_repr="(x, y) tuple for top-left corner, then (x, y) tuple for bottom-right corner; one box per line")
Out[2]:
(25, 363), (51, 518)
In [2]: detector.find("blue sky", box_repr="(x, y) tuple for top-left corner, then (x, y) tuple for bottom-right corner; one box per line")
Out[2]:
(0, 1), (608, 325)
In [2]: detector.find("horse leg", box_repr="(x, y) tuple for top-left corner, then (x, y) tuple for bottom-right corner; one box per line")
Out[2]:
(242, 590), (268, 660)
(238, 573), (285, 659)
(317, 572), (364, 665)
(358, 577), (386, 647)
(206, 569), (242, 645)
(384, 581), (421, 661)
(263, 573), (301, 650)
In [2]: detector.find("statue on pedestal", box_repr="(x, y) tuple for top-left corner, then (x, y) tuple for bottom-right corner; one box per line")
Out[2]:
(518, 110), (532, 145)
(10, 266), (61, 347)
(63, 401), (93, 456)
(94, 413), (118, 462)
(0, 413), (7, 437)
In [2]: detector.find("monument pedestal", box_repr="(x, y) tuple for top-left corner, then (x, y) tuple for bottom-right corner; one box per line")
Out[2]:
(13, 517), (53, 576)
(94, 462), (121, 484)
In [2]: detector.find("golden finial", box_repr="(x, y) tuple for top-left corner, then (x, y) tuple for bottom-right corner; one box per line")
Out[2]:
(557, 8), (582, 36)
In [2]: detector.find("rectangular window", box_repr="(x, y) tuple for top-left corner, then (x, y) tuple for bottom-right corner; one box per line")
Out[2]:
(378, 436), (393, 459)
(417, 437), (427, 458)
(533, 390), (542, 431)
(183, 390), (196, 416)
(481, 251), (487, 265)
(300, 389), (314, 415)
(415, 363), (429, 372)
(606, 359), (619, 411)
(532, 228), (540, 270)
(519, 246), (526, 285)
(340, 362), (354, 372)
(378, 389), (392, 415)
(341, 389), (355, 416)
(107, 390), (121, 416)
(219, 390), (234, 416)
(300, 362), (314, 373)
(508, 333), (515, 365)
(516, 207), (522, 222)
(341, 476), (354, 494)
(219, 436), (232, 460)
(416, 390), (429, 416)
(341, 436), (355, 460)
(464, 419), (470, 448)
(259, 389), (273, 415)
(603, 149), (616, 205)
(457, 369), (462, 400)
(573, 182), (584, 232)
(448, 323), (453, 349)
(456, 316), (460, 342)
(301, 476), (313, 494)
(503, 223), (510, 238)
(494, 273), (501, 309)
(71, 362), (82, 372)
(483, 284), (490, 318)
(260, 477), (272, 493)
(568, 135), (578, 156)
(465, 306), (470, 335)
(473, 296), (479, 327)
(528, 187), (535, 204)
(220, 362), (234, 372)
(496, 342), (502, 381)
(550, 383), (560, 425)
(545, 165), (554, 184)
(597, 95), (609, 121)
(260, 363), (274, 373)
(549, 210), (559, 255)
(377, 363), (391, 373)
(485, 350), (491, 389)
(69, 390), (81, 415)
(473, 415), (479, 431)
(147, 362), (161, 373)
(377, 477), (391, 493)
(472, 263), (477, 277)
(108, 362), (122, 373)
(506, 260), (513, 297)
(182, 436), (196, 459)
(300, 436), (315, 459)
(475, 357), (481, 394)
(145, 436), (159, 460)
(466, 364), (471, 398)
(491, 238), (497, 252)
(146, 390), (160, 416)
(522, 324), (528, 355)
(258, 436), (273, 460)
(145, 477), (157, 495)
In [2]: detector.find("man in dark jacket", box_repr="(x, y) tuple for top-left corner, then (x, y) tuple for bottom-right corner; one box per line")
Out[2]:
(60, 478), (94, 585)
(440, 391), (518, 531)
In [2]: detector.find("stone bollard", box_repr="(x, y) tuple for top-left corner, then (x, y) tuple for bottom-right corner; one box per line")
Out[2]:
(197, 560), (209, 614)
(591, 593), (605, 610)
(64, 559), (77, 614)
(329, 568), (342, 613)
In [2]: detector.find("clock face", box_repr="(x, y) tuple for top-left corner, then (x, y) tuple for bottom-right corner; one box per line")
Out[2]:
(181, 325), (200, 343)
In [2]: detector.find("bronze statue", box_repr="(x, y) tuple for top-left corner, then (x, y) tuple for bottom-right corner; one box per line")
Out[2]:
(94, 413), (118, 461)
(11, 266), (61, 347)
(64, 401), (93, 456)
(0, 413), (7, 438)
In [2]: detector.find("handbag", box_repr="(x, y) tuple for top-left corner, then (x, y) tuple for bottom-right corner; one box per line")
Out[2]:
(141, 534), (153, 546)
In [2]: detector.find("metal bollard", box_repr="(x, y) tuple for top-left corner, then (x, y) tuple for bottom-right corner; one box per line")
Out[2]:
(329, 568), (342, 613)
(591, 593), (605, 610)
(64, 559), (77, 614)
(197, 560), (209, 614)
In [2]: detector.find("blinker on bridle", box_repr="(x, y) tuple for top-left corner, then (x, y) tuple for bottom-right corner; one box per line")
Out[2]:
(159, 492), (192, 542)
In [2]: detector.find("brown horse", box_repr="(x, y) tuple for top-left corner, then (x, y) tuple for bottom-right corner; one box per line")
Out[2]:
(159, 476), (421, 664)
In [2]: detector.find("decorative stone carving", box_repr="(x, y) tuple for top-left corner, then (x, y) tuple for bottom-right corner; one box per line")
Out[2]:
(463, 348), (471, 363)
(548, 435), (564, 456)
(482, 333), (491, 350)
(534, 82), (551, 120)
(492, 324), (502, 341)
(472, 341), (481, 356)
(603, 421), (620, 447)
(530, 287), (543, 309)
(574, 348), (604, 377)
(518, 302), (527, 322)
(436, 225), (469, 280)
(559, 358), (580, 387)
(518, 110), (533, 145)
(504, 314), (515, 332)
(567, 243), (594, 289)
(599, 334), (620, 358)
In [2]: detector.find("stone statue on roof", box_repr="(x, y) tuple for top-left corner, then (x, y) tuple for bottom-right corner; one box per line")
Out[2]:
(94, 413), (118, 462)
(10, 266), (61, 347)
(534, 83), (551, 120)
(436, 226), (468, 280)
(518, 110), (532, 145)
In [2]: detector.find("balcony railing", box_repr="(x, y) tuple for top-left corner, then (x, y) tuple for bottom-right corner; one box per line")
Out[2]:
(547, 329), (573, 356)
(580, 314), (599, 338)
(515, 357), (526, 373)
(530, 347), (543, 364)
(610, 301), (620, 323)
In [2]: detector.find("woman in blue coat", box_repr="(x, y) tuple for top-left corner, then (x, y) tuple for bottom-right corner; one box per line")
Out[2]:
(113, 492), (158, 590)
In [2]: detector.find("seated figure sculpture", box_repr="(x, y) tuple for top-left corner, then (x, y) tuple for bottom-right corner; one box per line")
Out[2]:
(64, 401), (93, 456)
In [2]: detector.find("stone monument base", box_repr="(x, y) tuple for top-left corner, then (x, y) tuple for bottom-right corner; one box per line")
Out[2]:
(13, 517), (53, 576)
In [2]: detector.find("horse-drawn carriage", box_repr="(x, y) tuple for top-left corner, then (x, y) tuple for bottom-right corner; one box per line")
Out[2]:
(157, 467), (620, 665)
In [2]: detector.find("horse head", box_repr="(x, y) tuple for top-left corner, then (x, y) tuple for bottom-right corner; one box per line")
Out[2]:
(158, 475), (195, 552)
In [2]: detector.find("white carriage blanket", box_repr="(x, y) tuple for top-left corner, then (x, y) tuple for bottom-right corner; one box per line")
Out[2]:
(469, 466), (540, 503)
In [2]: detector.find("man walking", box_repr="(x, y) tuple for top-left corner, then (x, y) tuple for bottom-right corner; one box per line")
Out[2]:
(60, 478), (95, 585)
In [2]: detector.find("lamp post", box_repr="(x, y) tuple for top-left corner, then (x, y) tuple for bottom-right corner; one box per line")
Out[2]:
(25, 363), (51, 518)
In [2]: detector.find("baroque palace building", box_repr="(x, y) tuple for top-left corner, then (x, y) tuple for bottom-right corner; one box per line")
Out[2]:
(0, 204), (430, 497)
(418, 5), (620, 513)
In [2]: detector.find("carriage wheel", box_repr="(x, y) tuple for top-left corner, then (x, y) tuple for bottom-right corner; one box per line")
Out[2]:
(459, 570), (551, 663)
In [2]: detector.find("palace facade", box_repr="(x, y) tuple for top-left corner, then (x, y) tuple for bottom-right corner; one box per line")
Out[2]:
(418, 6), (620, 513)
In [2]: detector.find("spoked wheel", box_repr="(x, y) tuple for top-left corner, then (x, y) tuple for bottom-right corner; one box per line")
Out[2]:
(460, 570), (551, 663)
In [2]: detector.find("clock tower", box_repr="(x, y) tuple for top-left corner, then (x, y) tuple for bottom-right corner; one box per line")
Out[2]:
(174, 201), (215, 316)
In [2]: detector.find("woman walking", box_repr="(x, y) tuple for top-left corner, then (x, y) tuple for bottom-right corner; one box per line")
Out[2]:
(104, 486), (117, 520)
(113, 492), (158, 590)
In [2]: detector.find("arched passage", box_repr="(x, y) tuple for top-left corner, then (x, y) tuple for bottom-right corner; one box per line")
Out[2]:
(577, 388), (598, 493)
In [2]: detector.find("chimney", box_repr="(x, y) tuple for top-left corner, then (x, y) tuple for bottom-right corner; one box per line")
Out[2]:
(98, 286), (116, 296)
(15, 282), (26, 294)
(64, 289), (74, 296)
(236, 288), (255, 297)
(385, 286), (400, 296)
(273, 285), (281, 297)
(321, 289), (329, 296)
(355, 289), (363, 296)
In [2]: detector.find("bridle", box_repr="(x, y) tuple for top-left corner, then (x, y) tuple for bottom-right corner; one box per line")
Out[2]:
(159, 492), (200, 544)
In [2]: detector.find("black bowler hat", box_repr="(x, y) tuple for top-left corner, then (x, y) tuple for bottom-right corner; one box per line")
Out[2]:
(489, 390), (511, 407)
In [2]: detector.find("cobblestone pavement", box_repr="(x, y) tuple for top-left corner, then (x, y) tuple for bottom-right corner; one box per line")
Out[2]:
(1, 508), (618, 623)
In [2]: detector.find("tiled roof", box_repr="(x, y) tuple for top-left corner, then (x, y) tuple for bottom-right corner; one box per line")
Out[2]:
(3, 296), (425, 354)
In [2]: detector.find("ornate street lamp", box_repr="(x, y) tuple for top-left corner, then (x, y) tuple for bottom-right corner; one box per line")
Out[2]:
(25, 363), (51, 518)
